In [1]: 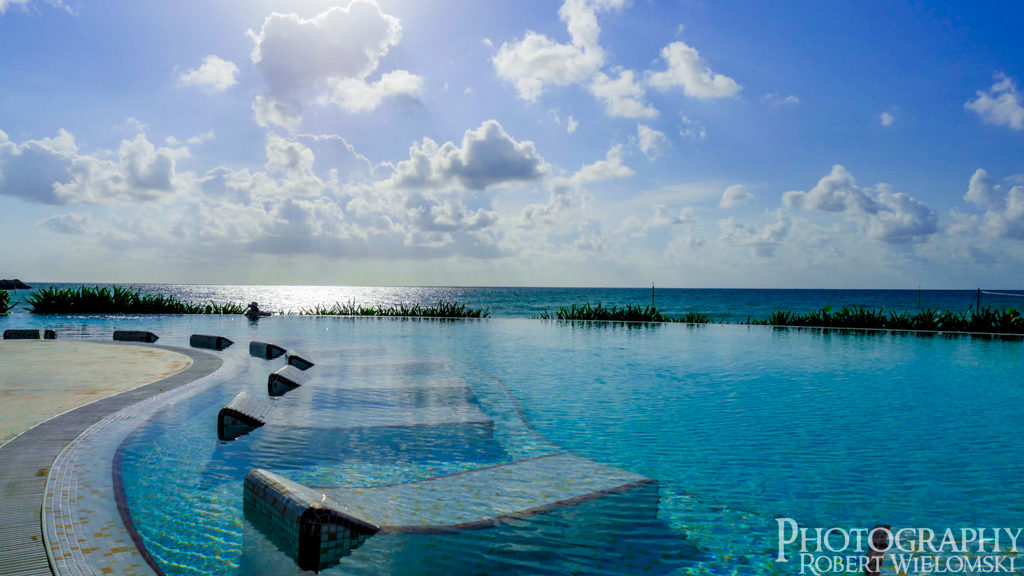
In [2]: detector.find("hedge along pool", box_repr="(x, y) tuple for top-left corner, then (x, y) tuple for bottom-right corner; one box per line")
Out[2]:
(5, 313), (1024, 574)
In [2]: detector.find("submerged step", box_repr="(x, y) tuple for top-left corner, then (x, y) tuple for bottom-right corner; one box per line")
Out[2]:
(113, 330), (159, 343)
(190, 334), (234, 350)
(4, 328), (41, 339)
(244, 453), (654, 572)
(286, 352), (315, 370)
(250, 341), (286, 360)
(268, 364), (312, 397)
(218, 391), (274, 441)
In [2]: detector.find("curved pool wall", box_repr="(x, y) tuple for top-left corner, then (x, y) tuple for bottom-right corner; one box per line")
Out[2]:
(3, 314), (1024, 574)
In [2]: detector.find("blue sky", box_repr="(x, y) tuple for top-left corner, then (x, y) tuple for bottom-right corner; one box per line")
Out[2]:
(1, 0), (1022, 287)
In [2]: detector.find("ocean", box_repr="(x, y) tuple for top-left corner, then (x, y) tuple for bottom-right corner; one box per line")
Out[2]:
(5, 283), (1024, 322)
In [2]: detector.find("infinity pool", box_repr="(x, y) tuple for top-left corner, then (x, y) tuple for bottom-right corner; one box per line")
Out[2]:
(7, 315), (1024, 574)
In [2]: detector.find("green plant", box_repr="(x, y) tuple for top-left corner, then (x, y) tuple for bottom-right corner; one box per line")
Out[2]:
(26, 285), (246, 315)
(0, 290), (11, 313)
(676, 311), (712, 324)
(299, 300), (488, 318)
(537, 302), (669, 322)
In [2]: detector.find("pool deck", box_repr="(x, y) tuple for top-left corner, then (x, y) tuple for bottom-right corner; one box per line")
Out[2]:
(0, 341), (222, 576)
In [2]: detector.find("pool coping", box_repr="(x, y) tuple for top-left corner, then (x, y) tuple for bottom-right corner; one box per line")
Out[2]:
(0, 342), (222, 576)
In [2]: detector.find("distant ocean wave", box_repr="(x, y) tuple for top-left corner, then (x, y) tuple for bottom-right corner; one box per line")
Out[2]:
(6, 284), (1024, 322)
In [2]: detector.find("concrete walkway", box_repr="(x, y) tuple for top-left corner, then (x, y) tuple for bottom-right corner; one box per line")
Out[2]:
(0, 341), (193, 446)
(0, 342), (221, 576)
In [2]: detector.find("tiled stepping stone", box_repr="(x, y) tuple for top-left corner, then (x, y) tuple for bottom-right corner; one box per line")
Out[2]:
(250, 341), (286, 360)
(268, 364), (312, 397)
(190, 334), (234, 350)
(218, 391), (274, 441)
(286, 352), (314, 370)
(243, 453), (654, 572)
(4, 329), (41, 339)
(112, 330), (159, 343)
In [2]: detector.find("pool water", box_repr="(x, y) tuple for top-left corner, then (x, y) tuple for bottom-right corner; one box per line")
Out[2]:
(7, 314), (1024, 574)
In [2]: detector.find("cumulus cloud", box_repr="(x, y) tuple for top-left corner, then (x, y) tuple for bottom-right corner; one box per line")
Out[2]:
(569, 143), (632, 185)
(965, 73), (1024, 130)
(651, 205), (693, 227)
(492, 0), (623, 101)
(566, 115), (579, 133)
(589, 70), (657, 118)
(637, 124), (667, 159)
(783, 164), (874, 213)
(248, 1), (421, 127)
(762, 93), (799, 106)
(880, 111), (895, 126)
(179, 55), (239, 92)
(322, 69), (422, 113)
(964, 168), (1024, 239)
(385, 120), (547, 191)
(0, 0), (70, 14)
(0, 128), (187, 204)
(719, 210), (790, 256)
(785, 164), (938, 244)
(521, 144), (631, 228)
(719, 184), (752, 208)
(679, 115), (707, 141)
(647, 41), (741, 99)
(39, 212), (90, 234)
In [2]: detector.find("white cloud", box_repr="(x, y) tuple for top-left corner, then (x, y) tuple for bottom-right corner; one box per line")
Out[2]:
(783, 164), (874, 213)
(964, 168), (1024, 239)
(637, 124), (667, 159)
(248, 1), (421, 127)
(868, 184), (940, 244)
(647, 40), (741, 99)
(763, 93), (799, 106)
(965, 168), (1003, 209)
(252, 95), (303, 131)
(179, 55), (239, 92)
(40, 212), (90, 234)
(719, 210), (790, 256)
(785, 165), (938, 244)
(880, 111), (895, 126)
(521, 143), (631, 228)
(566, 115), (579, 133)
(589, 70), (657, 118)
(719, 184), (752, 208)
(386, 120), (547, 191)
(679, 115), (707, 141)
(569, 143), (632, 185)
(0, 128), (188, 205)
(166, 130), (216, 147)
(0, 0), (70, 14)
(650, 205), (693, 227)
(121, 117), (148, 133)
(322, 69), (423, 113)
(965, 73), (1024, 130)
(492, 0), (619, 101)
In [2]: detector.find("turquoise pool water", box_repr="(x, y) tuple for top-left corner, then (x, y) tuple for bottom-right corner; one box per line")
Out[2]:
(6, 315), (1024, 574)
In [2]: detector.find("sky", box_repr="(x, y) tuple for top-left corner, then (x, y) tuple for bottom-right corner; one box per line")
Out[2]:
(1, 0), (1022, 288)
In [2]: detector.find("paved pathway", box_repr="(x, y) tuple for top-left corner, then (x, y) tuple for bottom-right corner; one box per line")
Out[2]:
(0, 342), (221, 576)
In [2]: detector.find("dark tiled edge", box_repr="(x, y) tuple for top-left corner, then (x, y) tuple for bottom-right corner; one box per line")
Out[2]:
(0, 342), (221, 576)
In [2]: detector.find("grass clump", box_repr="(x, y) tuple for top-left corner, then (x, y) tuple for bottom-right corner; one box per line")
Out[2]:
(537, 302), (670, 322)
(0, 290), (11, 313)
(26, 285), (246, 315)
(300, 300), (489, 318)
(756, 305), (1024, 334)
(676, 311), (712, 324)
